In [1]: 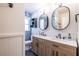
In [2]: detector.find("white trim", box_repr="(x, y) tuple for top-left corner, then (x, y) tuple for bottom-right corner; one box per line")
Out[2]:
(0, 32), (25, 56)
(25, 40), (32, 44)
(22, 32), (25, 56)
(0, 32), (23, 39)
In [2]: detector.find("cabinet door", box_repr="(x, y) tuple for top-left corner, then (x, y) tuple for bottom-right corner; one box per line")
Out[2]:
(53, 42), (77, 56)
(59, 49), (76, 56)
(37, 39), (45, 56)
(45, 45), (52, 56)
(50, 42), (60, 56)
(38, 39), (44, 56)
(51, 47), (59, 56)
(37, 41), (42, 56)
(41, 41), (46, 56)
(45, 40), (52, 56)
(32, 37), (38, 54)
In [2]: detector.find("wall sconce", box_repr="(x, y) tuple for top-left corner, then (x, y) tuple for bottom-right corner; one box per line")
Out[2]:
(0, 3), (13, 8)
(8, 3), (13, 8)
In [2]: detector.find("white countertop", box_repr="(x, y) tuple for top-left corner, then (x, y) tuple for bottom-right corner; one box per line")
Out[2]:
(32, 35), (77, 47)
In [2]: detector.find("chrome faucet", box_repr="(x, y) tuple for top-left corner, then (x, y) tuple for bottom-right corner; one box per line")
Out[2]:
(58, 33), (61, 39)
(56, 33), (72, 40)
(56, 33), (61, 39)
(68, 33), (71, 39)
(39, 32), (46, 36)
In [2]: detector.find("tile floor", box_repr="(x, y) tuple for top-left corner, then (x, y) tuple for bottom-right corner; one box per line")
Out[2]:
(25, 49), (37, 56)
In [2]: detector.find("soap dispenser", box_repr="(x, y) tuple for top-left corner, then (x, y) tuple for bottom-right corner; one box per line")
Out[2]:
(68, 33), (71, 39)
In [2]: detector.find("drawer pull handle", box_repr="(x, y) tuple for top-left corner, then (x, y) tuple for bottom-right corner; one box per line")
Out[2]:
(37, 43), (39, 47)
(53, 44), (58, 47)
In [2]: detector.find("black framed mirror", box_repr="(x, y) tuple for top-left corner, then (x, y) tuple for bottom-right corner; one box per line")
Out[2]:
(39, 13), (48, 30)
(51, 6), (70, 30)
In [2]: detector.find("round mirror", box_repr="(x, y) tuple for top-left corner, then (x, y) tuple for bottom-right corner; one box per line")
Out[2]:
(52, 6), (70, 30)
(39, 14), (48, 30)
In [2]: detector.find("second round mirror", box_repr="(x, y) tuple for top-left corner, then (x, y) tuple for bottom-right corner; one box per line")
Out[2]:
(52, 6), (70, 30)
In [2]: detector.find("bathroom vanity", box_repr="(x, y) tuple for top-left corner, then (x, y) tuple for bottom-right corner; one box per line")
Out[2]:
(32, 35), (77, 56)
(31, 4), (78, 56)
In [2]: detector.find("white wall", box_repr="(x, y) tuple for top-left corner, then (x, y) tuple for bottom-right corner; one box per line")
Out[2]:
(0, 3), (24, 34)
(0, 3), (25, 56)
(26, 3), (78, 41)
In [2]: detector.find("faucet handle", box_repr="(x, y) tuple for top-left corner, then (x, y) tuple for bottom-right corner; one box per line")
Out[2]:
(58, 33), (61, 39)
(68, 33), (71, 39)
(56, 36), (58, 38)
(63, 37), (66, 39)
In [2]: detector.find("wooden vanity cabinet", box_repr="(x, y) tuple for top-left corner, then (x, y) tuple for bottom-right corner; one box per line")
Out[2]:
(32, 37), (77, 56)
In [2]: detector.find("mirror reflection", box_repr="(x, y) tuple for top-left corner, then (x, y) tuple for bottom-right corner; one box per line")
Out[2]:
(52, 6), (70, 30)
